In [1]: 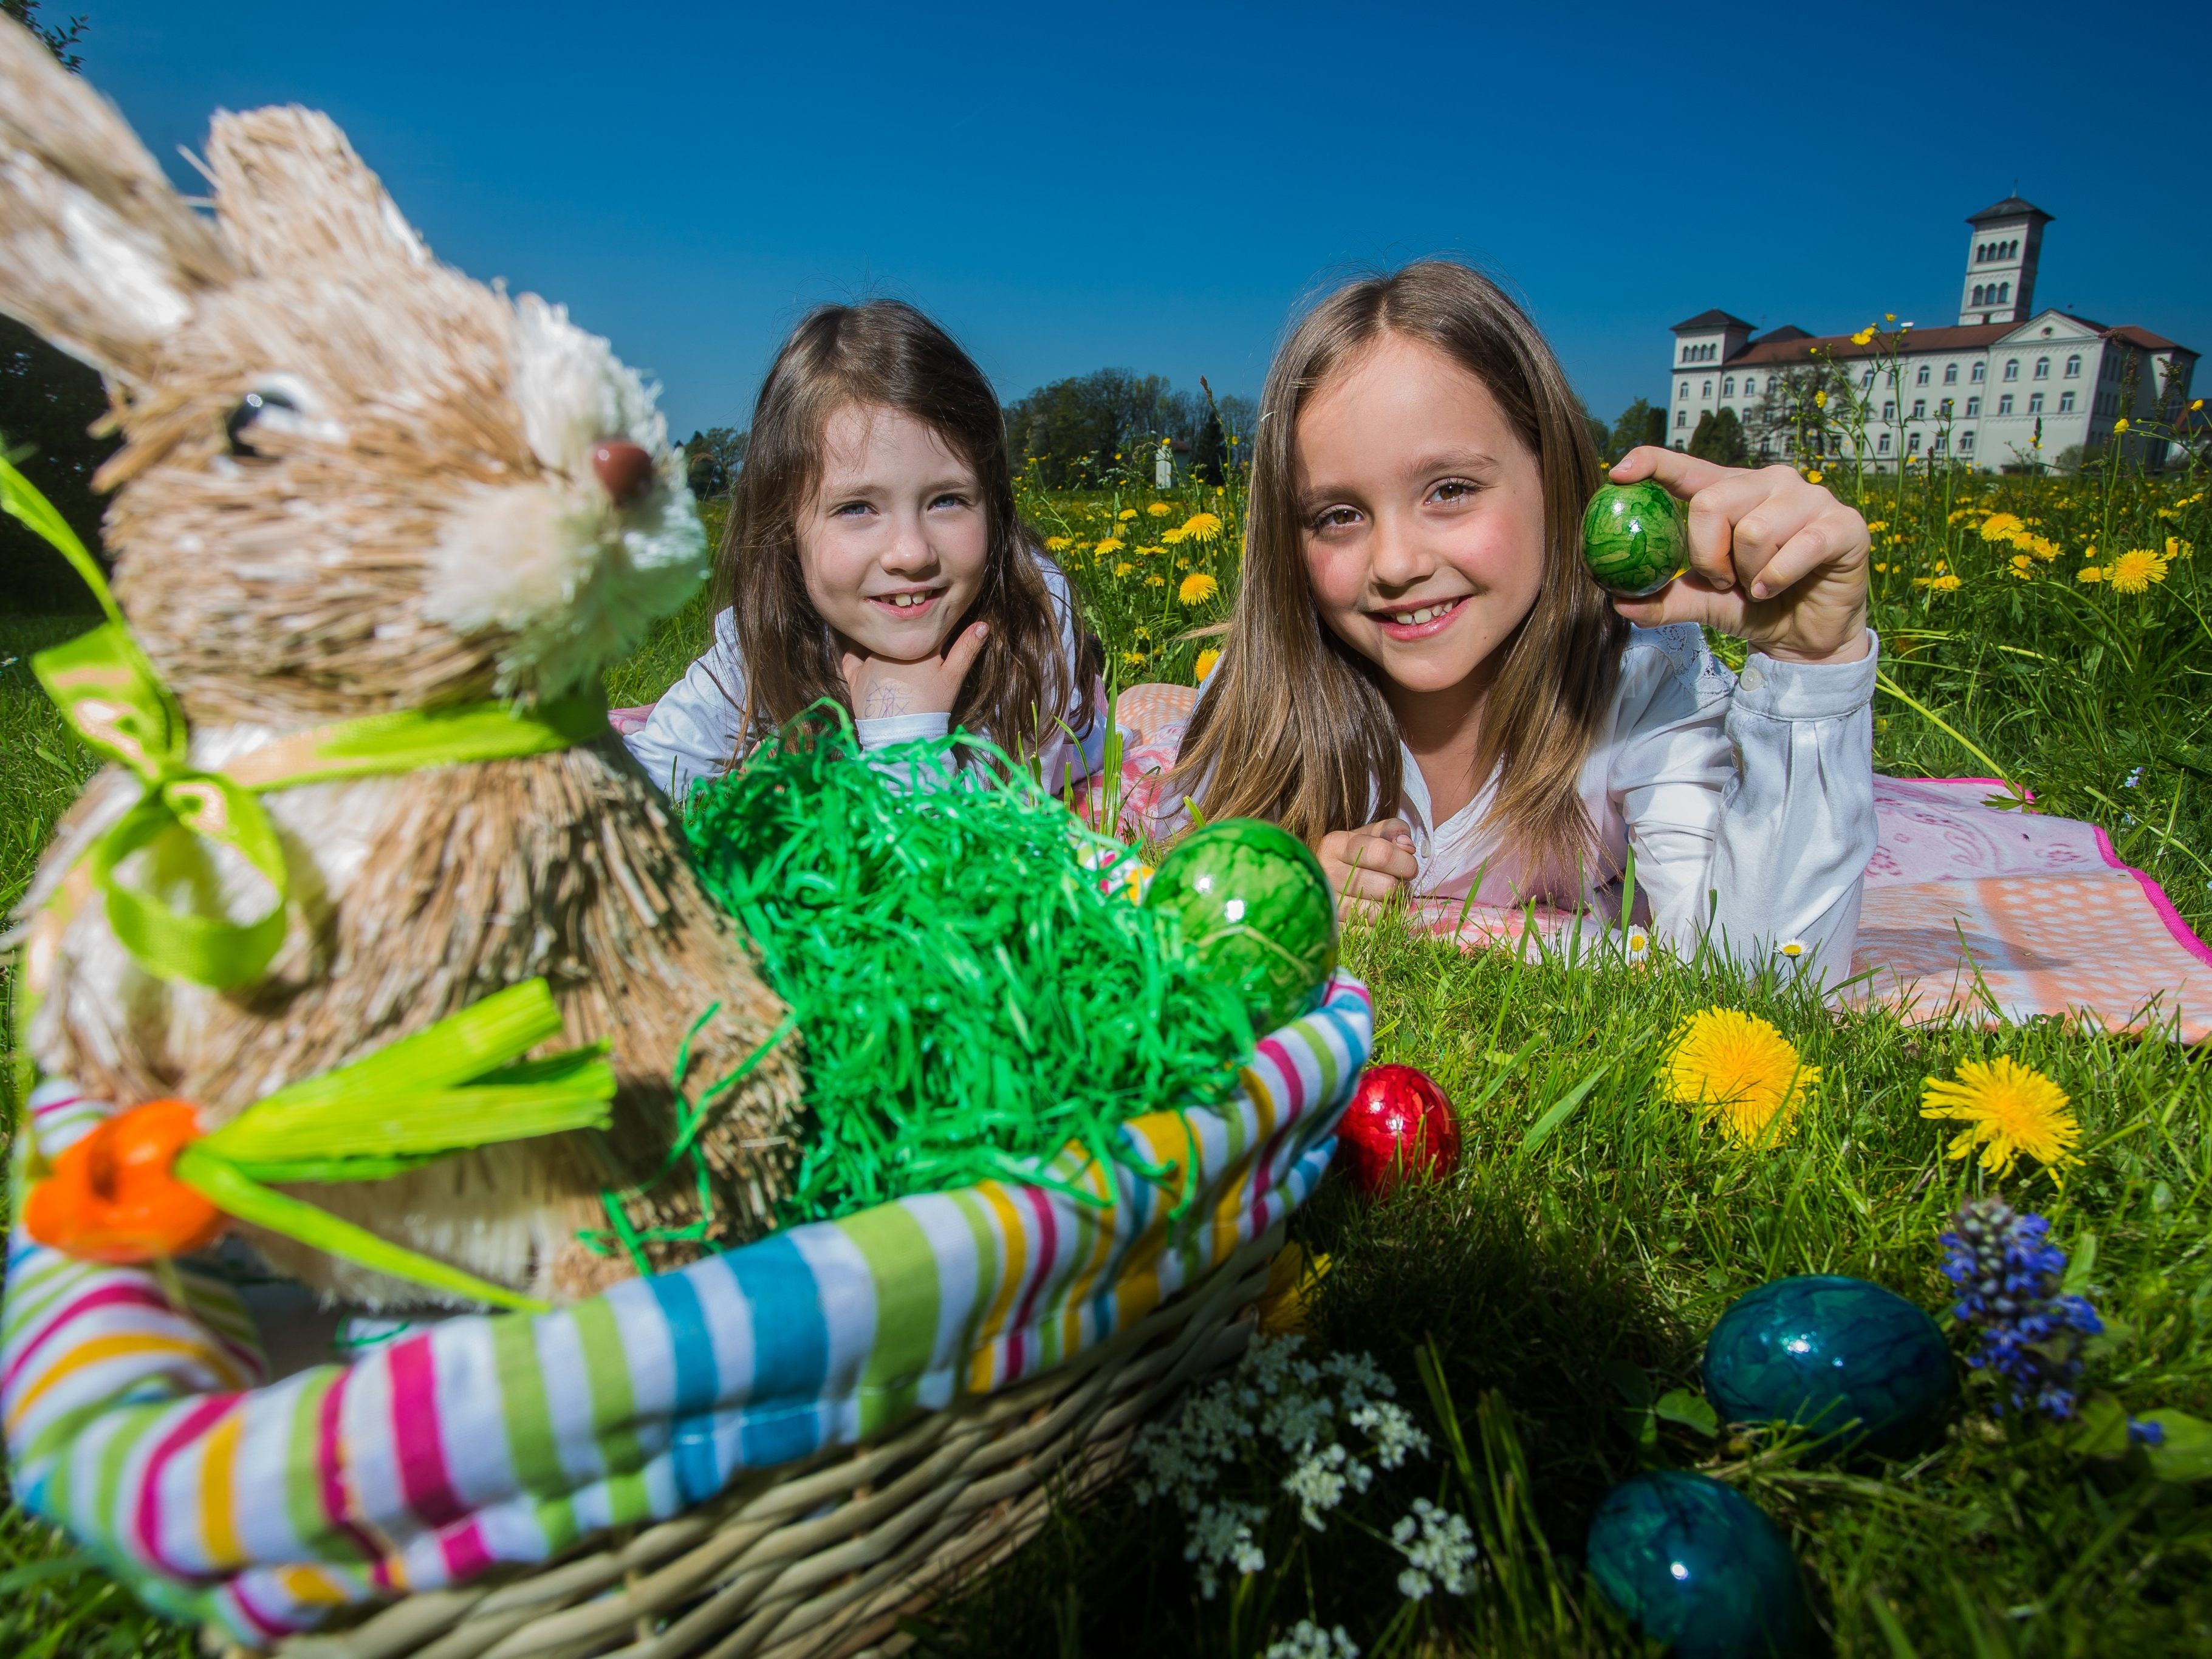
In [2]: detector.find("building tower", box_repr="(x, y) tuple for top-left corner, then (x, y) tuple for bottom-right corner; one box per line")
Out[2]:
(1957, 196), (2052, 327)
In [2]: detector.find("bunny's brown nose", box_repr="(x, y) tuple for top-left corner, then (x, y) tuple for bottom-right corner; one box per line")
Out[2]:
(591, 440), (655, 507)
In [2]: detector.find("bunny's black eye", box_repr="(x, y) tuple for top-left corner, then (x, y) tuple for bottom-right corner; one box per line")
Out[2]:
(226, 389), (300, 457)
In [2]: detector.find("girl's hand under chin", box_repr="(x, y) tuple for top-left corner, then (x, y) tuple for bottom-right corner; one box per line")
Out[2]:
(1606, 448), (1871, 665)
(1318, 817), (1419, 915)
(840, 621), (990, 720)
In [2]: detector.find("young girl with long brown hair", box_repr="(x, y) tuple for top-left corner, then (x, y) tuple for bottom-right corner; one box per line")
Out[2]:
(1159, 261), (1877, 976)
(626, 300), (1103, 795)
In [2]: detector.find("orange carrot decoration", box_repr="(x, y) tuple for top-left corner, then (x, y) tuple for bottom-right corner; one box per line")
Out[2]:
(24, 1099), (225, 1264)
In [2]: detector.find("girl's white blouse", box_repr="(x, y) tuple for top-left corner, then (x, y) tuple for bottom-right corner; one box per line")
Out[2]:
(622, 553), (1106, 800)
(1390, 623), (1878, 979)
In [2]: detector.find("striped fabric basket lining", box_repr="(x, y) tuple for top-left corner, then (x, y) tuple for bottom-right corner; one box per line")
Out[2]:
(5, 979), (1375, 1655)
(268, 1222), (1279, 1659)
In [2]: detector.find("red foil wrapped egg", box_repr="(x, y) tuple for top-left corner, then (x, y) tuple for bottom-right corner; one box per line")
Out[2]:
(1336, 1064), (1461, 1194)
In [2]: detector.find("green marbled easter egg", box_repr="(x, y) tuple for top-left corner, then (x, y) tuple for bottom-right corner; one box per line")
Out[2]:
(1145, 819), (1337, 1035)
(1583, 480), (1688, 597)
(1702, 1274), (1955, 1460)
(1586, 1471), (1811, 1659)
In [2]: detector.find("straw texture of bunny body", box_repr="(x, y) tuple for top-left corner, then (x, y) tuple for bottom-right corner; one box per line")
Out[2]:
(2, 22), (804, 1308)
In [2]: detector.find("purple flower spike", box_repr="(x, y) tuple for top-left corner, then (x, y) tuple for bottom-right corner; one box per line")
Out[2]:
(1939, 1197), (2101, 1421)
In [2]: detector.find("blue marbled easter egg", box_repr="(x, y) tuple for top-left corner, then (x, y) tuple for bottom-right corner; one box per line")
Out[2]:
(1702, 1274), (1954, 1459)
(1587, 1471), (1810, 1659)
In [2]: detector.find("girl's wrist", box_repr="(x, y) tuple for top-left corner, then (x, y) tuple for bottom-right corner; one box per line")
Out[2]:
(1755, 628), (1872, 667)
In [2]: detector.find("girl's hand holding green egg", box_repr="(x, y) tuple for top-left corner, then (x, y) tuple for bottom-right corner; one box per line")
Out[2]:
(1595, 448), (1871, 665)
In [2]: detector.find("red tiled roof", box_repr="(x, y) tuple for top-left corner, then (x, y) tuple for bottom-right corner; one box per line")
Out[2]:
(1722, 323), (2015, 366)
(2111, 325), (2191, 354)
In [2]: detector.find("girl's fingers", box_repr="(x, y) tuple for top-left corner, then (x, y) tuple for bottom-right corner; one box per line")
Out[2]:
(941, 620), (990, 682)
(1751, 514), (1857, 600)
(1343, 835), (1420, 882)
(1610, 446), (1732, 498)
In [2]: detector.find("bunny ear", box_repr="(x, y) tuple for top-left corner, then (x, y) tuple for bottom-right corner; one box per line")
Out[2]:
(0, 16), (233, 378)
(203, 106), (433, 276)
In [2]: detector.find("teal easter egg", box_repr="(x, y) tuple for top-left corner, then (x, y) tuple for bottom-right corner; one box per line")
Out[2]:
(1145, 819), (1337, 1034)
(1703, 1274), (1954, 1460)
(1586, 1471), (1810, 1659)
(1583, 480), (1687, 597)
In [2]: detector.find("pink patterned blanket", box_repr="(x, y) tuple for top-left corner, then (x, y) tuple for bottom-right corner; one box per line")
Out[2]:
(1101, 684), (2212, 1042)
(615, 691), (2211, 1041)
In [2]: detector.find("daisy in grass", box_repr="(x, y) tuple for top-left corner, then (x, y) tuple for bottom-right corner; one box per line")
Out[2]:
(1179, 572), (1221, 606)
(1921, 1057), (2080, 1182)
(2107, 548), (2171, 593)
(1662, 1008), (1818, 1147)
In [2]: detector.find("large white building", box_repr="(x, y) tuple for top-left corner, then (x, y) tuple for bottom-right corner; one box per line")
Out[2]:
(1668, 198), (2197, 471)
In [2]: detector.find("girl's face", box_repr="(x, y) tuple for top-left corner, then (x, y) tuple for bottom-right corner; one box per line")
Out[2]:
(800, 403), (990, 663)
(1296, 333), (1546, 707)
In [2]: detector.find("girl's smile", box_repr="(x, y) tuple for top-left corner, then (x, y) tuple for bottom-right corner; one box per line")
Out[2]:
(1371, 593), (1473, 640)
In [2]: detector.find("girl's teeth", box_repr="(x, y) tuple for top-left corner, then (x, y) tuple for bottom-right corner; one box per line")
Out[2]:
(1393, 602), (1454, 626)
(887, 592), (933, 609)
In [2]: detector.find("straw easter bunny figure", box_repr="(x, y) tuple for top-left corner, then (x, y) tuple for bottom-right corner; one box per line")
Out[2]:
(1, 18), (804, 1308)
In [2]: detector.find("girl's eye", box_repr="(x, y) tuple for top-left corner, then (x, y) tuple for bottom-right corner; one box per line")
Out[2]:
(830, 501), (875, 519)
(1310, 505), (1361, 532)
(928, 492), (971, 511)
(1430, 479), (1479, 504)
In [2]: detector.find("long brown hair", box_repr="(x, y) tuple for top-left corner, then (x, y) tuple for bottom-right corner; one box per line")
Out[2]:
(1177, 262), (1626, 887)
(719, 300), (1067, 759)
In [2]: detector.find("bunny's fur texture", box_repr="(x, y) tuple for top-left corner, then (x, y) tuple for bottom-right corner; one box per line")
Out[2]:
(2, 21), (806, 1308)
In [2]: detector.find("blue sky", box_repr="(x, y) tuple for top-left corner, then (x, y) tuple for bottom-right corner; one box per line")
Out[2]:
(59, 1), (2212, 437)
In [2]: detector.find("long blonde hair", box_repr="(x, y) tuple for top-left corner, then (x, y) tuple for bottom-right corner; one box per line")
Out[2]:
(1177, 262), (1626, 884)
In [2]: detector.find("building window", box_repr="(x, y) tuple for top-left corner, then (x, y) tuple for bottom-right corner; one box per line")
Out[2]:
(1966, 397), (1981, 416)
(1916, 364), (1931, 385)
(2003, 360), (2019, 381)
(1743, 377), (1757, 396)
(2028, 392), (2044, 414)
(1943, 363), (1958, 384)
(1702, 380), (1712, 397)
(1971, 362), (1986, 383)
(1971, 284), (1985, 306)
(1883, 402), (1896, 420)
(1722, 377), (1734, 395)
(1960, 431), (1976, 453)
(2059, 391), (2075, 412)
(1878, 433), (1892, 454)
(1676, 409), (1687, 428)
(1939, 398), (1954, 416)
(2064, 355), (2081, 378)
(1908, 433), (1923, 455)
(1998, 394), (2015, 414)
(2033, 358), (2049, 379)
(1911, 399), (1926, 418)
(1861, 369), (1876, 389)
(1677, 381), (1688, 399)
(1934, 432), (1949, 454)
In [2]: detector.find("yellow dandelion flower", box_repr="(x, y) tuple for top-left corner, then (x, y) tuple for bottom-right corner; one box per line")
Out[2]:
(1145, 575), (1166, 588)
(1114, 561), (1136, 577)
(1180, 512), (1224, 542)
(1147, 502), (1173, 517)
(2008, 553), (2033, 578)
(1138, 544), (1163, 556)
(1920, 1057), (2079, 1180)
(1814, 390), (1828, 409)
(1118, 508), (1138, 522)
(1662, 1008), (1818, 1148)
(1978, 512), (2024, 542)
(1914, 573), (1963, 592)
(2077, 564), (2104, 584)
(2166, 537), (2193, 561)
(1807, 469), (1824, 484)
(2108, 548), (2170, 593)
(2194, 399), (2205, 412)
(2112, 417), (2129, 434)
(2023, 535), (2060, 561)
(1044, 536), (1072, 552)
(1121, 649), (1145, 668)
(1194, 646), (1221, 680)
(1178, 571), (1221, 606)
(1851, 328), (1876, 346)
(1865, 520), (1888, 532)
(1160, 527), (1188, 546)
(1096, 537), (1125, 556)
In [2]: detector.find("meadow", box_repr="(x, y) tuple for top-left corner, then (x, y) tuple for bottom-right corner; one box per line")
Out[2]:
(1, 436), (2209, 1657)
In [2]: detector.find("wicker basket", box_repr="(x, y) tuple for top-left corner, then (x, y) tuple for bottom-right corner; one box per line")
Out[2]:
(260, 1220), (1284, 1659)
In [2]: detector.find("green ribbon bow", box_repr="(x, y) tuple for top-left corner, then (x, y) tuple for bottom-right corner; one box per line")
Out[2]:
(176, 978), (613, 1313)
(2, 457), (606, 990)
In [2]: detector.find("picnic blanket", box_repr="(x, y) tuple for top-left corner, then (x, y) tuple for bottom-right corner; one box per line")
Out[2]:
(1, 977), (1373, 1643)
(1101, 683), (2212, 1042)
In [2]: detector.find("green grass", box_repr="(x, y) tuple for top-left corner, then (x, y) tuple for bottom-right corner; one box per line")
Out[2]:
(2, 463), (2210, 1656)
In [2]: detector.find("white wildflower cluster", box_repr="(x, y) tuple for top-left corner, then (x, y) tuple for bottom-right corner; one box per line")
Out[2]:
(1131, 1335), (1441, 1599)
(1264, 1618), (1361, 1659)
(1390, 1497), (1480, 1601)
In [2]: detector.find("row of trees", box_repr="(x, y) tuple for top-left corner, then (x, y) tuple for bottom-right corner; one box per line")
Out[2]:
(1001, 370), (1258, 489)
